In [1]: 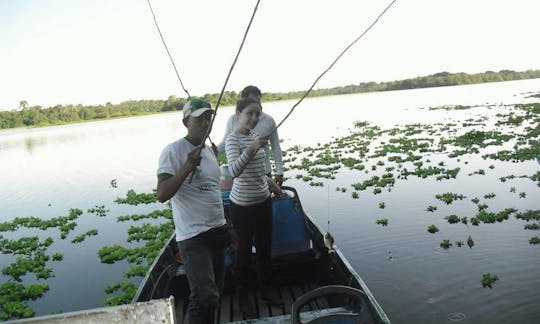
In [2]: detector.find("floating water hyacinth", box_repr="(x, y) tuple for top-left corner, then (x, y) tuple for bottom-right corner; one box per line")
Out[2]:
(482, 273), (499, 288)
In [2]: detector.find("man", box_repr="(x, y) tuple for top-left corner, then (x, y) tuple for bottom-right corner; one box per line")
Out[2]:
(217, 85), (284, 186)
(156, 98), (226, 324)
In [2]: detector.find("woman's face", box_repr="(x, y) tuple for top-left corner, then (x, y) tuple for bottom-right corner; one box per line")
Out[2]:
(237, 103), (261, 131)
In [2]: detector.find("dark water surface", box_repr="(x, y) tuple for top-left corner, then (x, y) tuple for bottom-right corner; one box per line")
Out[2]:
(1, 79), (539, 323)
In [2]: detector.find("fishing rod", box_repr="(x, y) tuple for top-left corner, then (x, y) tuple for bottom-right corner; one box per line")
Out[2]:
(147, 0), (261, 182)
(199, 0), (262, 147)
(270, 0), (398, 134)
(186, 0), (262, 183)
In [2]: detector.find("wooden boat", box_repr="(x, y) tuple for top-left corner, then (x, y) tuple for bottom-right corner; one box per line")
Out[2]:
(132, 186), (391, 323)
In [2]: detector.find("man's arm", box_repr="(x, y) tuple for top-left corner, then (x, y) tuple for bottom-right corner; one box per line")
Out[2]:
(156, 147), (201, 202)
(217, 115), (236, 154)
(267, 118), (284, 177)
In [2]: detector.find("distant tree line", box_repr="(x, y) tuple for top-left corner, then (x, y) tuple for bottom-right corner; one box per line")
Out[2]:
(1, 69), (539, 129)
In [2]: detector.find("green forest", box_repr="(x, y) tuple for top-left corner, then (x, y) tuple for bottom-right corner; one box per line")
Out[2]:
(1, 69), (539, 130)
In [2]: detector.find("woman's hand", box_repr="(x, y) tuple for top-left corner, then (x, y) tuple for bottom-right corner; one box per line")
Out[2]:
(246, 136), (269, 156)
(268, 179), (283, 198)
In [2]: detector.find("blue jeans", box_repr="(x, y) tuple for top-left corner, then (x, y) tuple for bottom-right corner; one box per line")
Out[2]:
(178, 233), (225, 324)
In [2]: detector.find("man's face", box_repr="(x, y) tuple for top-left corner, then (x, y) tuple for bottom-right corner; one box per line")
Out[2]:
(186, 110), (213, 135)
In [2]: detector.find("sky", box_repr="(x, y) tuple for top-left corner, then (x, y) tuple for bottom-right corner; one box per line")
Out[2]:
(0, 0), (539, 111)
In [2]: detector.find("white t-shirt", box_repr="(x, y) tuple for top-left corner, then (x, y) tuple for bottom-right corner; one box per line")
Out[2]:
(157, 138), (225, 241)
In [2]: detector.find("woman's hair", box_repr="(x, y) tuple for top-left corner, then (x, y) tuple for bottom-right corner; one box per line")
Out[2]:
(236, 97), (260, 112)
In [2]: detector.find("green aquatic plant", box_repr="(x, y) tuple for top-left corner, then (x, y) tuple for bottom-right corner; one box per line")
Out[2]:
(0, 236), (53, 255)
(482, 273), (499, 288)
(477, 203), (488, 212)
(445, 215), (460, 224)
(519, 192), (527, 198)
(444, 130), (513, 152)
(373, 188), (382, 194)
(455, 240), (464, 247)
(436, 192), (466, 205)
(0, 282), (49, 320)
(530, 237), (540, 244)
(0, 209), (82, 238)
(428, 104), (473, 111)
(351, 192), (359, 199)
(515, 210), (540, 221)
(70, 234), (86, 244)
(104, 282), (137, 306)
(440, 239), (452, 249)
(476, 208), (517, 224)
(524, 223), (540, 230)
(484, 193), (496, 199)
(376, 218), (389, 226)
(114, 189), (158, 205)
(117, 208), (172, 222)
(426, 205), (437, 212)
(124, 265), (149, 278)
(427, 225), (439, 234)
(483, 140), (540, 163)
(379, 202), (385, 209)
(468, 169), (485, 176)
(87, 205), (109, 217)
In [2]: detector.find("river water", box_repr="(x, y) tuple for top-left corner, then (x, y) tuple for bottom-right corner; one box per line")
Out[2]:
(1, 79), (539, 323)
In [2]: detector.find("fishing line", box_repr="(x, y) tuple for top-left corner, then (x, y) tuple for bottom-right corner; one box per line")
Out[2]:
(146, 0), (191, 99)
(147, 0), (220, 148)
(270, 0), (398, 134)
(327, 181), (331, 232)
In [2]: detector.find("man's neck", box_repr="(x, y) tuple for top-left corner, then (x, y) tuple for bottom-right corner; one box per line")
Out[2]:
(184, 135), (203, 146)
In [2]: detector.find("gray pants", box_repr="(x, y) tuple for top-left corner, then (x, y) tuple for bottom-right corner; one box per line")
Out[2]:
(178, 234), (225, 324)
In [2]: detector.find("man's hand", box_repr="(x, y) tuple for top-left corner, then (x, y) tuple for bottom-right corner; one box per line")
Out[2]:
(186, 147), (203, 172)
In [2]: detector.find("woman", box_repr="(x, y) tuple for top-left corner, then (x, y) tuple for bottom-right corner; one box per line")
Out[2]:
(225, 97), (283, 318)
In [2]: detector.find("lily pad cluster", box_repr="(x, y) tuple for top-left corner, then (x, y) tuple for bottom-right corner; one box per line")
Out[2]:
(0, 208), (84, 320)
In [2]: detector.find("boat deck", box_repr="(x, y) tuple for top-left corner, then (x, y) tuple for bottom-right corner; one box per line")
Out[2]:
(175, 280), (333, 323)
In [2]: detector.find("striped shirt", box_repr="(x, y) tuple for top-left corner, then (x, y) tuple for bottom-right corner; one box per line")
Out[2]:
(225, 130), (270, 206)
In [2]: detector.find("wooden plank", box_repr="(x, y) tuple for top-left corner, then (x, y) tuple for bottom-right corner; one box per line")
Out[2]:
(305, 281), (330, 310)
(266, 288), (285, 317)
(175, 298), (185, 324)
(299, 282), (318, 311)
(291, 284), (313, 311)
(281, 284), (295, 315)
(219, 293), (232, 323)
(255, 291), (271, 319)
(230, 290), (245, 321)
